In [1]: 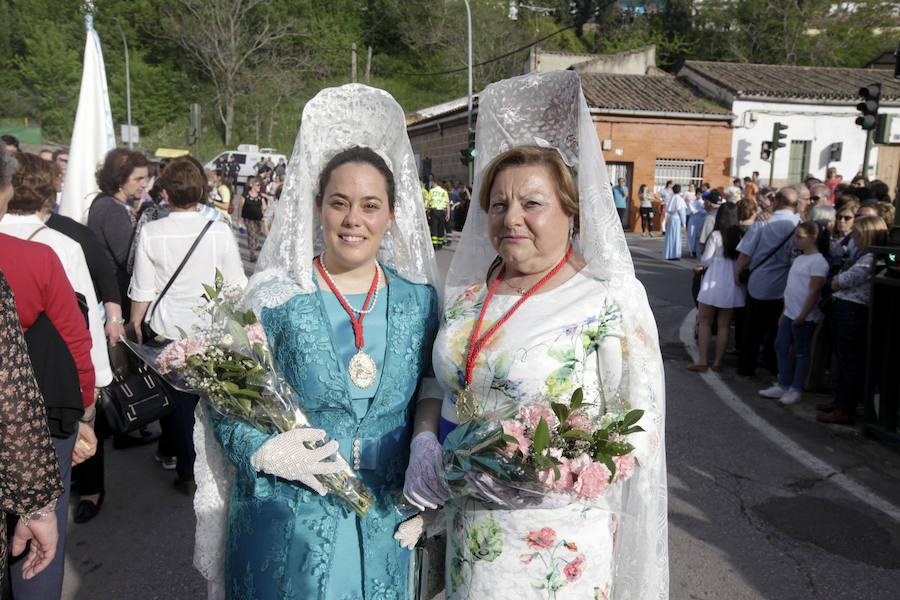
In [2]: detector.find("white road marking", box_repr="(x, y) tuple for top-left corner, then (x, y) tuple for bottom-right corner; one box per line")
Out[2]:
(679, 308), (900, 524)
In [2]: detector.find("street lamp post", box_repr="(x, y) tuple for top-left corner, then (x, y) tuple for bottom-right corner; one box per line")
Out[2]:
(112, 17), (132, 149)
(463, 0), (473, 185)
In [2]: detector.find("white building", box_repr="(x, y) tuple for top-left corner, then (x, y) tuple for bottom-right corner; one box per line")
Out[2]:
(679, 61), (900, 188)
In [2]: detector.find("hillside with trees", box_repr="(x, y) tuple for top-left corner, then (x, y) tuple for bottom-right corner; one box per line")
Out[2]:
(1, 0), (896, 159)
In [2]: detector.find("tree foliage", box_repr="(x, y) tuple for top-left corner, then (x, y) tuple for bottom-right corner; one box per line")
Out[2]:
(0, 0), (896, 156)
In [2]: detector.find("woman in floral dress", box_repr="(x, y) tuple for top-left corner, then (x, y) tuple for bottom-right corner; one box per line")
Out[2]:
(427, 72), (668, 599)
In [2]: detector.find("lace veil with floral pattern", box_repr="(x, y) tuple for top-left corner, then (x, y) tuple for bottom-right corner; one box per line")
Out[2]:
(445, 71), (669, 599)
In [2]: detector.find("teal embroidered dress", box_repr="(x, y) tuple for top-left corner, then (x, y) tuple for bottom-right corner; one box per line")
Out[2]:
(210, 268), (437, 600)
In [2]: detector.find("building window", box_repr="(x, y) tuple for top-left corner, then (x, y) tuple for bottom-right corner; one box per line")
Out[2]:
(788, 140), (811, 185)
(653, 158), (704, 192)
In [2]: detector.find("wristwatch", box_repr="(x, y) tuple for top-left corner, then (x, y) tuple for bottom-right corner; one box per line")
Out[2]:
(108, 316), (126, 325)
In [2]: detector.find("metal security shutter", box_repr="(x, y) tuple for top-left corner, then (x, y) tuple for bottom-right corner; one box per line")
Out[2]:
(788, 140), (811, 184)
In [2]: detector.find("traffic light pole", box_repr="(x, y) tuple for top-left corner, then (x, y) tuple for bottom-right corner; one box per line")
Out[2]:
(768, 154), (775, 188)
(862, 129), (874, 180)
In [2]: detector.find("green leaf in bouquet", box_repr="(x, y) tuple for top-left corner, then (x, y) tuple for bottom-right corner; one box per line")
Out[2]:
(562, 429), (593, 442)
(592, 428), (609, 444)
(619, 409), (645, 430)
(533, 417), (550, 455)
(237, 397), (252, 414)
(551, 463), (560, 481)
(550, 402), (569, 426)
(595, 452), (616, 479)
(569, 387), (584, 410)
(223, 381), (240, 394)
(234, 388), (263, 399)
(620, 425), (645, 435)
(605, 441), (634, 456)
(202, 282), (218, 302)
(244, 309), (258, 325)
(501, 433), (520, 445)
(228, 319), (252, 351)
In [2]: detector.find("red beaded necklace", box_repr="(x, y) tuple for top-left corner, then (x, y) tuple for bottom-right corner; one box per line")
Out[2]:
(456, 244), (574, 422)
(316, 255), (380, 388)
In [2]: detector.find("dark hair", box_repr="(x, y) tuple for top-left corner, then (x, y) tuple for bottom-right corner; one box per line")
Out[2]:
(158, 156), (207, 209)
(316, 146), (395, 211)
(714, 203), (740, 259)
(52, 148), (69, 162)
(96, 148), (149, 196)
(1, 135), (20, 150)
(870, 180), (890, 202)
(639, 184), (647, 194)
(9, 152), (56, 215)
(672, 184), (682, 194)
(714, 202), (738, 235)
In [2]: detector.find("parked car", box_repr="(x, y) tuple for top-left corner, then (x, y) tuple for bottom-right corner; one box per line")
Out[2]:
(204, 144), (286, 185)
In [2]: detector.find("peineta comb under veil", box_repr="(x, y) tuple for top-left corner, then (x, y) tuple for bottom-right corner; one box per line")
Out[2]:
(445, 70), (669, 599)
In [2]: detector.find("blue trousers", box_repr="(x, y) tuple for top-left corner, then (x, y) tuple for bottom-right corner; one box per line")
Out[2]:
(775, 315), (817, 390)
(9, 431), (76, 600)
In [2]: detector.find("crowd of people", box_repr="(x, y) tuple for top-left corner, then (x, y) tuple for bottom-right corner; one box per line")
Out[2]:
(0, 72), (670, 600)
(675, 172), (891, 426)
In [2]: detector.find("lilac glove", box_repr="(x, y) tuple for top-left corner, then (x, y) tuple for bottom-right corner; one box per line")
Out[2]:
(403, 431), (449, 510)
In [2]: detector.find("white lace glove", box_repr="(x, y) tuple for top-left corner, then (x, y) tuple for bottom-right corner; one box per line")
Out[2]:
(403, 431), (449, 510)
(394, 514), (424, 550)
(250, 428), (345, 495)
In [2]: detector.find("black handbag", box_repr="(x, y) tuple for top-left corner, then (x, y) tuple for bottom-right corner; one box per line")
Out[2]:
(99, 356), (174, 435)
(99, 342), (174, 434)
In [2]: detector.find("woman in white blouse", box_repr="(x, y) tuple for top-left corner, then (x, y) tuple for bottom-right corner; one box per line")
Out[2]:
(129, 157), (247, 494)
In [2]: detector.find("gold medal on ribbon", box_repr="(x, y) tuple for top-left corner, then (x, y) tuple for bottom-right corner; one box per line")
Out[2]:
(456, 385), (478, 423)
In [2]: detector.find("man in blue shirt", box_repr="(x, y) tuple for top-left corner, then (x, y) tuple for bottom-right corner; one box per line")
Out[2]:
(612, 178), (628, 228)
(733, 187), (801, 376)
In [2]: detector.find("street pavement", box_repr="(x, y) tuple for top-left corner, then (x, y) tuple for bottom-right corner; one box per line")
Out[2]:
(59, 230), (900, 599)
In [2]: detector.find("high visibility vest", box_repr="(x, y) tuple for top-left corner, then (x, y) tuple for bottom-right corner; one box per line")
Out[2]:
(428, 186), (449, 210)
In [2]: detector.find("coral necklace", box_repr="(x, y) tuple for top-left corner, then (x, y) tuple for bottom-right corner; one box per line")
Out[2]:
(456, 245), (573, 423)
(316, 254), (380, 388)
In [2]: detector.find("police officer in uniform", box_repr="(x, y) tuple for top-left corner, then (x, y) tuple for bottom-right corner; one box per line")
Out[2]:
(427, 179), (450, 249)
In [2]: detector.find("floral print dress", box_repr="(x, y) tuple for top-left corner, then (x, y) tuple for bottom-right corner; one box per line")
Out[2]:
(434, 271), (629, 600)
(0, 271), (63, 584)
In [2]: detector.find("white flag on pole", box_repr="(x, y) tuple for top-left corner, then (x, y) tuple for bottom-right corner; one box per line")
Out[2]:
(59, 14), (116, 223)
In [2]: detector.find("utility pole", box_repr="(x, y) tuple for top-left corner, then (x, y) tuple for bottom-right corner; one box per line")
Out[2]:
(365, 46), (372, 85)
(463, 0), (474, 186)
(351, 43), (357, 83)
(112, 17), (132, 149)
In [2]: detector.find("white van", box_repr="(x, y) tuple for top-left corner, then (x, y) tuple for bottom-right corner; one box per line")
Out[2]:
(204, 144), (287, 184)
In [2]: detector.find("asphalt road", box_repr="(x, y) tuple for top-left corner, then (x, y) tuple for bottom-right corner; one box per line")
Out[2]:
(59, 231), (900, 599)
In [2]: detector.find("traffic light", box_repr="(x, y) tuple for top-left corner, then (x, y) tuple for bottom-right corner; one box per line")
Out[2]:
(460, 128), (477, 166)
(772, 122), (788, 149)
(760, 141), (772, 161)
(856, 83), (881, 131)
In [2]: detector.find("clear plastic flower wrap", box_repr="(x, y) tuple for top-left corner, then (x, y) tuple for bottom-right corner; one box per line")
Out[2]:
(443, 387), (644, 510)
(122, 271), (374, 518)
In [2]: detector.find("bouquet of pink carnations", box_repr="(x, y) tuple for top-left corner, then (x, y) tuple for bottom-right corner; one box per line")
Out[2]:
(443, 387), (643, 508)
(123, 271), (374, 518)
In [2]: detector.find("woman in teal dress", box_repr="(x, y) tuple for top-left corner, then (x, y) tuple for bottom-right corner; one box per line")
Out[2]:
(194, 84), (442, 600)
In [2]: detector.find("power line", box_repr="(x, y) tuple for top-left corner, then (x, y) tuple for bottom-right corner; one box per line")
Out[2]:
(376, 24), (576, 78)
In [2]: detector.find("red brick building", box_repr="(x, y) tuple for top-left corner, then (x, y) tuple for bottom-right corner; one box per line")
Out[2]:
(406, 71), (733, 231)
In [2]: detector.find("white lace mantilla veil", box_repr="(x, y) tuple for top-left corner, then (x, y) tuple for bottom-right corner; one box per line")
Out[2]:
(192, 83), (441, 599)
(446, 71), (669, 599)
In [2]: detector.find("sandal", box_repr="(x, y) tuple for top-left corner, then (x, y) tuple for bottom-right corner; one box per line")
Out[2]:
(686, 363), (708, 372)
